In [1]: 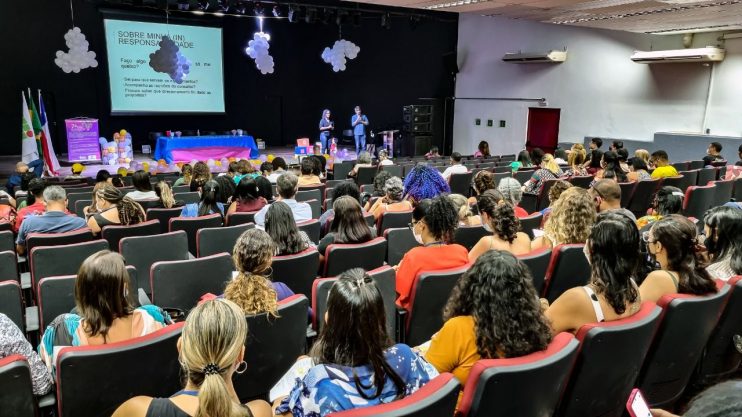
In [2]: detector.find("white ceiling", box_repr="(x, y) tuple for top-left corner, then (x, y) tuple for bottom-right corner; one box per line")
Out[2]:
(358, 0), (742, 33)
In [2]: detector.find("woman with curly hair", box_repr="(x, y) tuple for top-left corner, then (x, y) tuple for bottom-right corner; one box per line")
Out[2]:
(395, 195), (468, 311)
(467, 170), (496, 205)
(426, 250), (552, 400)
(531, 186), (595, 250)
(522, 154), (563, 194)
(448, 194), (481, 226)
(639, 215), (717, 303)
(403, 163), (450, 204)
(468, 190), (531, 262)
(224, 228), (296, 315)
(545, 212), (642, 334)
(636, 186), (685, 230)
(173, 163), (193, 186)
(189, 161), (211, 191)
(563, 144), (588, 177)
(368, 177), (412, 221)
(539, 180), (572, 217)
(87, 185), (146, 235)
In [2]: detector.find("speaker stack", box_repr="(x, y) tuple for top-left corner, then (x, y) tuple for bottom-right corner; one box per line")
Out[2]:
(402, 104), (434, 156)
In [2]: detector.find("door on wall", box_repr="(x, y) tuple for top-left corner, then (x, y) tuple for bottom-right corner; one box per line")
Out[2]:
(526, 108), (560, 155)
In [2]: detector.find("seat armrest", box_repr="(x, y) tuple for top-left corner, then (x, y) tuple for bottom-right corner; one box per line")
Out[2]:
(138, 288), (153, 306)
(395, 307), (407, 344)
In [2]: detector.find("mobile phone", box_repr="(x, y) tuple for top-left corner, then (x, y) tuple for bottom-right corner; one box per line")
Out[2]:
(626, 388), (652, 417)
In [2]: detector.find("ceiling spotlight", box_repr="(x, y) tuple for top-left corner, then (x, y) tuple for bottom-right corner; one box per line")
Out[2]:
(352, 12), (361, 27)
(214, 0), (228, 12)
(305, 7), (317, 23)
(195, 0), (210, 11)
(321, 8), (333, 25)
(230, 0), (247, 14)
(272, 5), (281, 17)
(253, 2), (264, 16)
(381, 12), (391, 29)
(177, 0), (190, 11)
(288, 5), (300, 22)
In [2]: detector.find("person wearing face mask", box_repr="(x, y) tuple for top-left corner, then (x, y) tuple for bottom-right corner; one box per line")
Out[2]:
(394, 195), (468, 312)
(639, 215), (717, 304)
(468, 190), (531, 263)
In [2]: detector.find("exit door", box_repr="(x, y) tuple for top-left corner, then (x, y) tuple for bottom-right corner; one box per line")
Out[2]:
(526, 108), (561, 155)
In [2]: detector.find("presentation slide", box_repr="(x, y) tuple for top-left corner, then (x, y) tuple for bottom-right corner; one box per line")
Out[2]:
(104, 19), (225, 114)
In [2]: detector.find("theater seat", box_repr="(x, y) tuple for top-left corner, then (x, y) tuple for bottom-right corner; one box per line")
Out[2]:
(272, 248), (320, 297)
(454, 225), (489, 251)
(637, 283), (730, 409)
(557, 302), (662, 417)
(146, 207), (184, 233)
(150, 253), (233, 314)
(518, 213), (543, 240)
(0, 355), (37, 417)
(696, 276), (742, 383)
(120, 231), (189, 295)
(323, 237), (387, 277)
(55, 323), (184, 417)
(100, 220), (161, 252)
(377, 210), (413, 237)
(327, 373), (460, 417)
(169, 214), (223, 256)
(458, 333), (579, 417)
(384, 228), (419, 266)
(26, 228), (95, 256)
(0, 280), (23, 331)
(517, 248), (552, 294)
(226, 211), (257, 226)
(627, 179), (661, 216)
(196, 223), (254, 257)
(683, 185), (716, 223)
(30, 240), (109, 299)
(542, 244), (590, 303)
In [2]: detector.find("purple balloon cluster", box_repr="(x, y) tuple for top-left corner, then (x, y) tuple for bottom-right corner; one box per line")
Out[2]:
(149, 36), (192, 84)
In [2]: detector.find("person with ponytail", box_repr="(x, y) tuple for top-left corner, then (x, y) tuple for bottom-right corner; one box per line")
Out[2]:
(181, 180), (225, 218)
(522, 153), (563, 194)
(703, 206), (742, 281)
(273, 269), (438, 417)
(112, 299), (272, 417)
(468, 190), (531, 262)
(154, 181), (184, 209)
(448, 194), (481, 226)
(87, 184), (146, 235)
(640, 215), (718, 303)
(595, 151), (628, 183)
(173, 163), (193, 187)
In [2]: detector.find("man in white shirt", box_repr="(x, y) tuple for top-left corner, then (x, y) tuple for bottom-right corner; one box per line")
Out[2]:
(441, 152), (468, 181)
(254, 172), (312, 227)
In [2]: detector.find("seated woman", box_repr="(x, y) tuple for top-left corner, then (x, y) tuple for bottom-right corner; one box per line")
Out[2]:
(425, 146), (441, 159)
(265, 201), (314, 255)
(224, 229), (296, 315)
(562, 144), (588, 178)
(111, 299), (271, 417)
(468, 170), (496, 205)
(348, 151), (374, 178)
(0, 313), (52, 395)
(469, 190), (531, 262)
(152, 181), (184, 209)
(323, 181), (361, 228)
(636, 186), (684, 230)
(396, 196), (469, 311)
(473, 140), (490, 158)
(190, 162), (212, 192)
(426, 251), (551, 398)
(448, 193), (481, 226)
(531, 187), (595, 250)
(594, 151), (628, 183)
(173, 163), (193, 187)
(545, 212), (642, 334)
(39, 251), (170, 375)
(523, 153), (563, 194)
(703, 206), (742, 281)
(627, 157), (652, 182)
(87, 185), (146, 235)
(181, 180), (225, 218)
(640, 215), (717, 303)
(227, 177), (267, 215)
(297, 158), (322, 186)
(368, 176), (413, 221)
(510, 150), (532, 172)
(497, 177), (529, 218)
(318, 196), (375, 262)
(126, 170), (157, 201)
(539, 180), (572, 217)
(274, 269), (438, 417)
(403, 164), (450, 204)
(254, 175), (275, 202)
(362, 170), (391, 209)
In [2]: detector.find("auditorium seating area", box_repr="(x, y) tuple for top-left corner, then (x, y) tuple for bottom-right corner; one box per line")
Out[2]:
(0, 151), (741, 417)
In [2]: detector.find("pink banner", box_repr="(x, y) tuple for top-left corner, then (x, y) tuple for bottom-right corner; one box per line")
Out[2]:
(65, 118), (101, 162)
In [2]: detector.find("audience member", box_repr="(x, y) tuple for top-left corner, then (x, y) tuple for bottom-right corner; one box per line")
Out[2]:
(595, 151), (628, 182)
(425, 146), (441, 159)
(627, 157), (652, 182)
(65, 163), (85, 180)
(254, 176), (274, 201)
(16, 186), (87, 255)
(511, 150), (532, 172)
(610, 140), (624, 152)
(531, 187), (595, 250)
(589, 179), (637, 221)
(181, 180), (224, 219)
(364, 170), (392, 205)
(273, 269), (438, 416)
(468, 170), (496, 205)
(650, 150), (679, 178)
(403, 164), (450, 204)
(0, 313), (52, 395)
(474, 140), (490, 158)
(95, 169), (112, 185)
(323, 181), (361, 227)
(112, 299), (271, 417)
(378, 149), (393, 166)
(736, 144), (742, 166)
(111, 177), (125, 188)
(227, 177), (267, 215)
(254, 173), (311, 227)
(617, 148), (630, 172)
(469, 190), (531, 262)
(215, 172), (236, 204)
(563, 144), (588, 177)
(523, 154), (563, 194)
(636, 186), (685, 230)
(426, 251), (551, 399)
(650, 380), (742, 417)
(173, 163), (193, 187)
(703, 141), (725, 166)
(312, 144), (327, 174)
(6, 159), (42, 195)
(190, 161), (212, 191)
(88, 185), (146, 234)
(348, 151), (373, 178)
(39, 251), (169, 375)
(262, 161), (278, 183)
(530, 148), (545, 167)
(442, 152), (467, 181)
(545, 212), (642, 334)
(584, 137), (604, 174)
(553, 147), (568, 165)
(498, 177), (529, 218)
(297, 157), (322, 186)
(368, 176), (412, 221)
(271, 157), (288, 177)
(264, 201), (313, 255)
(13, 177), (46, 233)
(640, 215), (717, 303)
(126, 170), (157, 201)
(318, 196), (375, 262)
(224, 229), (296, 315)
(539, 180), (572, 217)
(448, 193), (481, 226)
(234, 160), (259, 185)
(634, 149), (651, 166)
(395, 196), (468, 311)
(703, 206), (742, 280)
(153, 181), (183, 209)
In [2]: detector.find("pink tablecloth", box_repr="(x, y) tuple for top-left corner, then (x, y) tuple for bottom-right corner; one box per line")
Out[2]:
(170, 146), (252, 163)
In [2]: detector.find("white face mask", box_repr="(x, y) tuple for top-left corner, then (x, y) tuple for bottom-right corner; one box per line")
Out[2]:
(413, 231), (424, 245)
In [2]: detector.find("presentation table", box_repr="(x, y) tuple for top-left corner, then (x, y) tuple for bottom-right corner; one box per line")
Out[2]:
(154, 135), (259, 164)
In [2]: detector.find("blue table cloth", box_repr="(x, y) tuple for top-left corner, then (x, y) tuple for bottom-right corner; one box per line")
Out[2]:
(154, 135), (259, 163)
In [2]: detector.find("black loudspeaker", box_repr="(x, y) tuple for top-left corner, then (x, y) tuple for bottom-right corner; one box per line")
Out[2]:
(403, 105), (433, 134)
(414, 136), (433, 156)
(442, 52), (458, 75)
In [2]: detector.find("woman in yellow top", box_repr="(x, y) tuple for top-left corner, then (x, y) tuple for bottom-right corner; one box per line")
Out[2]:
(424, 250), (552, 403)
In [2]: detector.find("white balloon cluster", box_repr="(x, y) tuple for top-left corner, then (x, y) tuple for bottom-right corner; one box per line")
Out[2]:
(321, 40), (361, 72)
(245, 33), (274, 75)
(54, 27), (98, 74)
(149, 36), (192, 84)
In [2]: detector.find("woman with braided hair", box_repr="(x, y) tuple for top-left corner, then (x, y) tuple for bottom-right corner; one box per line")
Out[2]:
(468, 190), (531, 262)
(87, 184), (145, 235)
(112, 299), (272, 417)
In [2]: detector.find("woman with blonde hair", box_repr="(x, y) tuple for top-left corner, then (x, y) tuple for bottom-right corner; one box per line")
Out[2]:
(531, 186), (596, 250)
(87, 185), (146, 235)
(634, 149), (651, 166)
(154, 181), (184, 209)
(448, 194), (481, 226)
(523, 154), (563, 194)
(173, 163), (193, 187)
(112, 299), (272, 417)
(563, 144), (588, 177)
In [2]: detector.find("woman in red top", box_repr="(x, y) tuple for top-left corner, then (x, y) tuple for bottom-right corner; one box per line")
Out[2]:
(395, 195), (469, 311)
(227, 177), (267, 215)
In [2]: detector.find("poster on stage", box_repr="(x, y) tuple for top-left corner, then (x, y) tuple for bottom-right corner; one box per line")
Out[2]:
(65, 118), (101, 162)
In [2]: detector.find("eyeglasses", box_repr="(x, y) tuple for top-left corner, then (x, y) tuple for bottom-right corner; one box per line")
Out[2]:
(408, 220), (420, 230)
(641, 231), (656, 244)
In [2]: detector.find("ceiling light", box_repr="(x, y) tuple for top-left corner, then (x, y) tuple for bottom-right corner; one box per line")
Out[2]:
(272, 5), (281, 17)
(214, 0), (228, 12)
(321, 8), (333, 25)
(253, 2), (264, 16)
(177, 0), (190, 11)
(195, 0), (210, 11)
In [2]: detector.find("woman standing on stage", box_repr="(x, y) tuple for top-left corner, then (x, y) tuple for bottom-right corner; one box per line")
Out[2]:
(319, 109), (334, 153)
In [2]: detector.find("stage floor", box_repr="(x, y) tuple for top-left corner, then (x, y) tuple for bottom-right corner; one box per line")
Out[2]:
(0, 145), (360, 180)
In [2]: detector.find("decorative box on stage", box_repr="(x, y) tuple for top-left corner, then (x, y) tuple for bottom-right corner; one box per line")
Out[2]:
(296, 138), (310, 147)
(294, 146), (312, 155)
